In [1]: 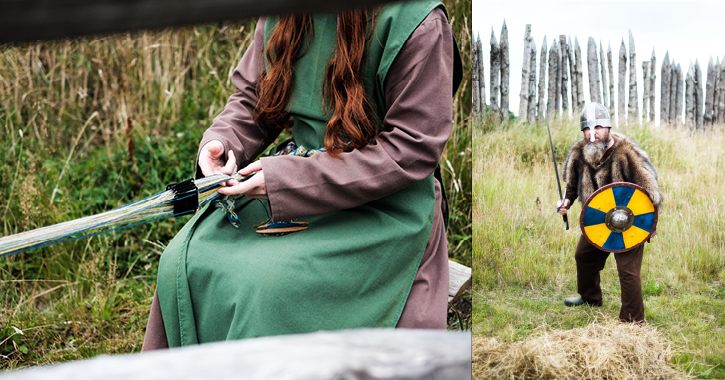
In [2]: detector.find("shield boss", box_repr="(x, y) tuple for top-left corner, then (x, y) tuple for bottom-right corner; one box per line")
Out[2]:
(580, 182), (658, 253)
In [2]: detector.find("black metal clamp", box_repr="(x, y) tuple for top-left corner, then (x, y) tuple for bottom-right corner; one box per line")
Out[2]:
(167, 178), (199, 216)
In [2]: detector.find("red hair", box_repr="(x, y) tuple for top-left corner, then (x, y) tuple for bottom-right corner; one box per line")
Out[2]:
(254, 10), (377, 157)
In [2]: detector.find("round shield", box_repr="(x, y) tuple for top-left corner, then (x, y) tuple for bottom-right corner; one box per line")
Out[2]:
(580, 182), (658, 253)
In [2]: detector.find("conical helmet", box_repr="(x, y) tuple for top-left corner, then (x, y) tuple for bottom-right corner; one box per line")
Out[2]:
(580, 102), (612, 131)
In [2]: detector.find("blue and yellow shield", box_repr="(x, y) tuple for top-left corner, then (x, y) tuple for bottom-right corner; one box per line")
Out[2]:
(580, 182), (658, 253)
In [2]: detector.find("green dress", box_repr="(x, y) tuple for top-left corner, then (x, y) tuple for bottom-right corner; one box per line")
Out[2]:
(158, 0), (451, 347)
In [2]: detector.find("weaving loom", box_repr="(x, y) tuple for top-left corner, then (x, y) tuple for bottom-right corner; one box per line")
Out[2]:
(0, 173), (306, 258)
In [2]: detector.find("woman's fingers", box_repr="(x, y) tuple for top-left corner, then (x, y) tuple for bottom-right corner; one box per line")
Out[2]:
(238, 160), (263, 175)
(221, 150), (237, 175)
(198, 140), (226, 177)
(218, 170), (267, 199)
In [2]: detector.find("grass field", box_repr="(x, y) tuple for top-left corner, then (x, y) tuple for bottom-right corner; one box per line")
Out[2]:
(473, 115), (725, 378)
(0, 0), (472, 369)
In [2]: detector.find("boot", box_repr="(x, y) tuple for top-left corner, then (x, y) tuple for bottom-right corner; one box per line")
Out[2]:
(564, 296), (602, 307)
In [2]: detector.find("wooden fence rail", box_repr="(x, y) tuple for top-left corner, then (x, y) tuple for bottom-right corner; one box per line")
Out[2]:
(0, 329), (472, 380)
(0, 0), (397, 43)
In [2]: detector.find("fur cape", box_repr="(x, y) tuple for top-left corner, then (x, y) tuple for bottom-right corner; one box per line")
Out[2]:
(562, 130), (663, 210)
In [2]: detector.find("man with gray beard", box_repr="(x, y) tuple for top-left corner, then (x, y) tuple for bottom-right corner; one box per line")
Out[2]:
(557, 102), (662, 323)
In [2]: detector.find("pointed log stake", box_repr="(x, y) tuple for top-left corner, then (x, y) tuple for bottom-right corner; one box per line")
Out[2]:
(478, 35), (486, 116)
(538, 36), (548, 122)
(686, 61), (695, 129)
(716, 58), (721, 124)
(547, 39), (559, 119)
(661, 52), (671, 125)
(500, 20), (510, 121)
(717, 56), (725, 124)
(568, 36), (578, 113)
(519, 24), (532, 122)
(695, 59), (704, 128)
(575, 37), (585, 110)
(642, 61), (650, 120)
(527, 40), (538, 123)
(471, 34), (481, 118)
(587, 37), (601, 103)
(600, 41), (609, 111)
(676, 63), (684, 125)
(608, 42), (615, 119)
(545, 114), (568, 230)
(627, 31), (638, 123)
(490, 28), (501, 121)
(669, 61), (678, 123)
(649, 49), (657, 123)
(705, 57), (716, 126)
(559, 35), (569, 113)
(618, 39), (627, 124)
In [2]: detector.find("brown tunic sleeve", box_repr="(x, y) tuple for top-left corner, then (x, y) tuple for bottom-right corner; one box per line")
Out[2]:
(261, 8), (454, 221)
(194, 17), (280, 179)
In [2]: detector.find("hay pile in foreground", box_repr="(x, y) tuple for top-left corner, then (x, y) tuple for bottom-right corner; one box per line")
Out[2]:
(473, 319), (688, 380)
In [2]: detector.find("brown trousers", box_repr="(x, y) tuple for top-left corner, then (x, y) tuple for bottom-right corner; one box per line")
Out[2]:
(575, 235), (645, 323)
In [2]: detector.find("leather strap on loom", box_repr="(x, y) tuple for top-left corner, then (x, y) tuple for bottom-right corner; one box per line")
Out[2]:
(167, 178), (198, 216)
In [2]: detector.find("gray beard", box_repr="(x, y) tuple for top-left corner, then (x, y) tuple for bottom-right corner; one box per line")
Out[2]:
(583, 138), (608, 165)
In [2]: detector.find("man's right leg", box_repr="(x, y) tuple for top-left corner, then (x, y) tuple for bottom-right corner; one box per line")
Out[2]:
(574, 236), (610, 304)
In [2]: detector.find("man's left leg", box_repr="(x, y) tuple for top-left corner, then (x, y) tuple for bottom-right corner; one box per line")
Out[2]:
(613, 244), (645, 323)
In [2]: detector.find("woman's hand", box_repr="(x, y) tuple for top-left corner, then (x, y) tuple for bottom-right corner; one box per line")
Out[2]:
(218, 161), (268, 199)
(198, 140), (237, 178)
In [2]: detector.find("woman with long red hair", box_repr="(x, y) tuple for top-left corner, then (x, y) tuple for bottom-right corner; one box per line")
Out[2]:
(143, 0), (462, 349)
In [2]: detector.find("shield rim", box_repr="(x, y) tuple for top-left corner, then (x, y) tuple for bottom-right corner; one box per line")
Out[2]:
(579, 182), (659, 253)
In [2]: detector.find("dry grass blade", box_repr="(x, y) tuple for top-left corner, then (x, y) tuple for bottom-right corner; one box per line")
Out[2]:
(473, 319), (690, 380)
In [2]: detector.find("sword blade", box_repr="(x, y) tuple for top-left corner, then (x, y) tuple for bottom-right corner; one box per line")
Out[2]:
(545, 115), (569, 230)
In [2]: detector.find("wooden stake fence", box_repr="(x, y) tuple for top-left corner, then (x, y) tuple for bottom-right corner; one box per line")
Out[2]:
(472, 22), (725, 129)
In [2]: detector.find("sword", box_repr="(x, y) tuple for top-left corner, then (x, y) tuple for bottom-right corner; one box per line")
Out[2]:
(545, 114), (569, 230)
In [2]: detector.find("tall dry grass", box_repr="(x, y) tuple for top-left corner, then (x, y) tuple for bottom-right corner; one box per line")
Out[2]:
(473, 116), (725, 378)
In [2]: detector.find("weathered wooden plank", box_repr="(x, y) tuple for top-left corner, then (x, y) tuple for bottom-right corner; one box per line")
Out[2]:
(448, 260), (472, 302)
(0, 0), (397, 43)
(618, 39), (627, 124)
(649, 49), (656, 123)
(500, 20), (510, 121)
(661, 52), (671, 125)
(587, 37), (601, 103)
(537, 36), (547, 122)
(0, 329), (472, 380)
(519, 25), (532, 122)
(490, 28), (501, 121)
(547, 38), (559, 118)
(627, 30), (638, 122)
